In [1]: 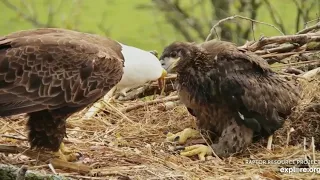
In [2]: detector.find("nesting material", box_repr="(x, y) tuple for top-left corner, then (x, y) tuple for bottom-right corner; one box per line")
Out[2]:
(0, 85), (319, 179)
(274, 79), (320, 150)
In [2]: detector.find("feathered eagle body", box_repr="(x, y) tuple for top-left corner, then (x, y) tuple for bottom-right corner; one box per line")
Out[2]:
(160, 40), (300, 156)
(0, 28), (124, 151)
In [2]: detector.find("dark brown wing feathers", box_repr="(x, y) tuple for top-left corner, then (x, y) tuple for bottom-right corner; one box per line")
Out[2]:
(0, 28), (124, 116)
(205, 42), (298, 135)
(179, 40), (299, 138)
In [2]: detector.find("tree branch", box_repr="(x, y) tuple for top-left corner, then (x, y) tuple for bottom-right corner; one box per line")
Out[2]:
(206, 15), (284, 41)
(46, 0), (63, 27)
(292, 0), (303, 32)
(153, 0), (206, 41)
(97, 10), (112, 36)
(247, 32), (320, 51)
(0, 0), (45, 27)
(245, 0), (262, 41)
(210, 0), (233, 41)
(297, 22), (320, 34)
(262, 0), (287, 34)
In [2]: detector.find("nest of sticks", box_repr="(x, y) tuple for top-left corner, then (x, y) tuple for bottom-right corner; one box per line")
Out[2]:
(0, 18), (320, 180)
(274, 79), (320, 150)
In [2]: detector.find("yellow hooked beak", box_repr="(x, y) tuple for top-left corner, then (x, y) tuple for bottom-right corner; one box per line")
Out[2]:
(157, 68), (167, 91)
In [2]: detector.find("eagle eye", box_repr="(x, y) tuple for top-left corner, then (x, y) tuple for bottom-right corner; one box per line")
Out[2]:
(170, 51), (177, 58)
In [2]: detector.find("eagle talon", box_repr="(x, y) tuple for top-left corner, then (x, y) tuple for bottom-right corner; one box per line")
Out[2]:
(52, 143), (81, 162)
(59, 142), (72, 154)
(174, 136), (180, 142)
(52, 151), (80, 162)
(166, 128), (200, 144)
(180, 144), (212, 161)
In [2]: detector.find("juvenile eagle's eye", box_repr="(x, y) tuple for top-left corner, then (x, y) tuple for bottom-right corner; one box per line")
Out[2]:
(170, 51), (177, 58)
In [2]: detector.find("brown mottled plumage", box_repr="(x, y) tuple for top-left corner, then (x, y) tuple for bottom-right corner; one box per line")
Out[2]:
(160, 40), (300, 157)
(0, 28), (124, 154)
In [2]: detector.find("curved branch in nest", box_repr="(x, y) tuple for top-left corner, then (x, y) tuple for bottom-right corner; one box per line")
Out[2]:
(248, 33), (320, 52)
(120, 95), (180, 113)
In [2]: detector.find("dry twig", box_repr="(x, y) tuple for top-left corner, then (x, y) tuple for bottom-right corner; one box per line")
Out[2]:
(0, 0), (45, 27)
(297, 22), (320, 34)
(120, 95), (179, 113)
(206, 15), (284, 41)
(248, 33), (320, 51)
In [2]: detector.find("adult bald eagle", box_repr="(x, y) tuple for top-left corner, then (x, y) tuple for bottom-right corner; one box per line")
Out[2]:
(84, 43), (167, 118)
(114, 43), (167, 97)
(160, 40), (300, 159)
(0, 28), (166, 162)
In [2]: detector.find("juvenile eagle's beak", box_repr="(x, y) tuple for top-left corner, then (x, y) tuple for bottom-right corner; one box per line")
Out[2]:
(160, 57), (180, 73)
(157, 68), (167, 91)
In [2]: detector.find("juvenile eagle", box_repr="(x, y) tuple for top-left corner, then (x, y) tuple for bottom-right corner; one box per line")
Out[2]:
(0, 28), (166, 162)
(160, 40), (300, 159)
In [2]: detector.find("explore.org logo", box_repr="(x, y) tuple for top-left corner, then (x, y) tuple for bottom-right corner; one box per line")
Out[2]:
(280, 167), (320, 174)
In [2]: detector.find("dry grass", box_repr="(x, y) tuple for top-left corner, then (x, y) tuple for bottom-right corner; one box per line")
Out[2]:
(0, 80), (319, 180)
(274, 79), (320, 149)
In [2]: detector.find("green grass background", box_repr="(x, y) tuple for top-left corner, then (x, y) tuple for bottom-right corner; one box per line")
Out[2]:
(0, 0), (319, 53)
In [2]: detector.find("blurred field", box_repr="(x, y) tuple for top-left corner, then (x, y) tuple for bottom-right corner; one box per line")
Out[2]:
(0, 0), (319, 52)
